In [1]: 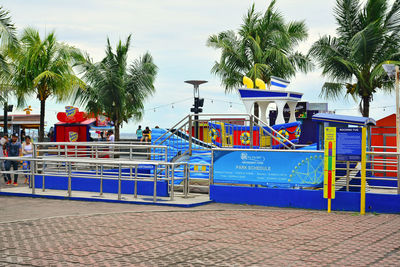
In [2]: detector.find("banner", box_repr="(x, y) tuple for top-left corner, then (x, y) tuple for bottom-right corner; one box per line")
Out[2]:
(213, 150), (324, 187)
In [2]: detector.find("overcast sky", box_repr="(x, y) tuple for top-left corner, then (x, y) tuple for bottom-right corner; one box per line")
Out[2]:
(3, 0), (396, 132)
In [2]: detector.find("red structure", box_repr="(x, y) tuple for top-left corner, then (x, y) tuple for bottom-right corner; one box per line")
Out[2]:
(54, 106), (96, 142)
(371, 114), (397, 177)
(55, 118), (96, 142)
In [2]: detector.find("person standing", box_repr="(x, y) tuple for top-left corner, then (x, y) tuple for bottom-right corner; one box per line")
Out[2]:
(5, 133), (22, 186)
(108, 130), (115, 142)
(22, 136), (33, 184)
(0, 135), (7, 183)
(136, 125), (143, 141)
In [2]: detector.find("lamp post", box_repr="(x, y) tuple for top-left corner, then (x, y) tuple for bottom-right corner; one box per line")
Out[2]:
(383, 64), (400, 194)
(383, 64), (400, 152)
(185, 80), (207, 139)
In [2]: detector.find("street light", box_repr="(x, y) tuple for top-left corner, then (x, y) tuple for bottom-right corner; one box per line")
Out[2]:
(383, 64), (400, 153)
(185, 80), (207, 139)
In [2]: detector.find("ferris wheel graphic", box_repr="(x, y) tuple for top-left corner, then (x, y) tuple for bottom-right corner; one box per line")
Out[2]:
(288, 154), (324, 185)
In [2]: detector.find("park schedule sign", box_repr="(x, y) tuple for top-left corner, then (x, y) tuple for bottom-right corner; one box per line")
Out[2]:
(212, 150), (324, 187)
(336, 128), (362, 161)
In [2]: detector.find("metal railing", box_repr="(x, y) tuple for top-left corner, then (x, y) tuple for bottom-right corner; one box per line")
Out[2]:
(0, 156), (189, 202)
(153, 113), (297, 162)
(335, 150), (400, 194)
(33, 142), (168, 161)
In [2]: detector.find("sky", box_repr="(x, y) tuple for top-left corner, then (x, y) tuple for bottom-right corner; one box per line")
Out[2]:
(2, 0), (396, 133)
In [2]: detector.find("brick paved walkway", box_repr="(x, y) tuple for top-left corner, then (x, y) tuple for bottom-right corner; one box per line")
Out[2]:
(1, 201), (400, 266)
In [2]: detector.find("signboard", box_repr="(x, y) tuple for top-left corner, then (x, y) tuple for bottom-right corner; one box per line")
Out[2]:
(212, 150), (324, 187)
(324, 127), (336, 200)
(336, 128), (362, 161)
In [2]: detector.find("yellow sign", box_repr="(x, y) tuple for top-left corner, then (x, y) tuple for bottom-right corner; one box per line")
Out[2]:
(324, 127), (336, 200)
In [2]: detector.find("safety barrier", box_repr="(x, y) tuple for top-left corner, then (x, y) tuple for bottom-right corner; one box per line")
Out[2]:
(335, 149), (399, 194)
(0, 156), (188, 202)
(153, 113), (299, 163)
(33, 142), (168, 161)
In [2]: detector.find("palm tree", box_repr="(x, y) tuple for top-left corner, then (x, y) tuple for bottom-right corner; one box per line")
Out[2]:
(11, 27), (84, 141)
(309, 0), (400, 117)
(207, 0), (312, 115)
(75, 35), (157, 141)
(0, 6), (18, 134)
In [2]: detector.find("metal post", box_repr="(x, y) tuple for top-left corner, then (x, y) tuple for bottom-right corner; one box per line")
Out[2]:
(250, 115), (254, 149)
(396, 66), (400, 153)
(134, 165), (138, 198)
(118, 164), (122, 200)
(42, 166), (45, 192)
(67, 162), (72, 197)
(395, 66), (400, 194)
(184, 164), (188, 198)
(346, 161), (350, 192)
(153, 165), (158, 202)
(31, 160), (36, 194)
(95, 146), (98, 159)
(170, 164), (175, 201)
(397, 154), (400, 194)
(188, 116), (193, 156)
(100, 165), (103, 196)
(129, 147), (132, 160)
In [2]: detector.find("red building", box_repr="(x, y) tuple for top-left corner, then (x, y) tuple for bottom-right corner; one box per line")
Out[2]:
(371, 114), (397, 177)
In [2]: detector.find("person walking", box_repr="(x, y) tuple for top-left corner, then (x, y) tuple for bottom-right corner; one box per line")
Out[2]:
(136, 125), (143, 141)
(5, 133), (22, 186)
(22, 136), (33, 185)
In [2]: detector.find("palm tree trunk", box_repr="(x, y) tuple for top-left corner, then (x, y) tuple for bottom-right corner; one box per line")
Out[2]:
(3, 102), (8, 135)
(39, 99), (46, 142)
(361, 96), (370, 117)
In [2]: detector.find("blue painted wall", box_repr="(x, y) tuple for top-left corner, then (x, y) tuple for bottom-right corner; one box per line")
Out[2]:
(34, 175), (169, 197)
(210, 185), (400, 213)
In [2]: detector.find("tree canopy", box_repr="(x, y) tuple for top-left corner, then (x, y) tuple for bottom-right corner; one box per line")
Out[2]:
(207, 0), (312, 93)
(309, 0), (400, 117)
(74, 35), (158, 140)
(11, 27), (84, 141)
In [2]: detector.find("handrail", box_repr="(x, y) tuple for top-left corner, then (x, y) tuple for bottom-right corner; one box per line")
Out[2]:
(153, 114), (190, 144)
(252, 115), (296, 148)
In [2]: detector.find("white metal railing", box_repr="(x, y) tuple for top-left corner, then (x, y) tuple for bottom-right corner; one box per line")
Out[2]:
(33, 142), (168, 161)
(0, 156), (189, 202)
